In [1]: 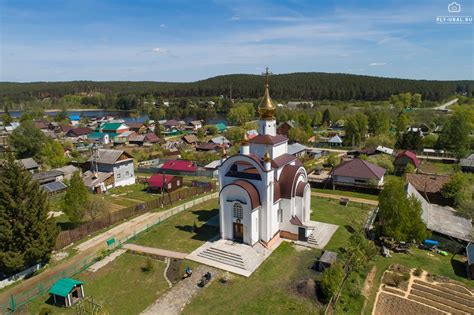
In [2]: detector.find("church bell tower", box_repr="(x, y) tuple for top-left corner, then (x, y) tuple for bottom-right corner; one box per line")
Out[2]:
(258, 67), (277, 136)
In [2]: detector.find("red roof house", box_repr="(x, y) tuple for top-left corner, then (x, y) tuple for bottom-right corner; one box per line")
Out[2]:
(161, 160), (197, 173)
(147, 174), (183, 192)
(394, 150), (420, 173)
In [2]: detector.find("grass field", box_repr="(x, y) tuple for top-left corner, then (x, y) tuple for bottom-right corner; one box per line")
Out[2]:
(131, 199), (219, 253)
(312, 188), (379, 201)
(26, 253), (169, 315)
(183, 242), (322, 314)
(418, 161), (456, 175)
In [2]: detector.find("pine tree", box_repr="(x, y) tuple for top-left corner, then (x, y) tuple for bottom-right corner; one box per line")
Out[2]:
(63, 171), (89, 225)
(0, 155), (58, 274)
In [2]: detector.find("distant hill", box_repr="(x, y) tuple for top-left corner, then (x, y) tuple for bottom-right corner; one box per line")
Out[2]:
(1, 72), (472, 102)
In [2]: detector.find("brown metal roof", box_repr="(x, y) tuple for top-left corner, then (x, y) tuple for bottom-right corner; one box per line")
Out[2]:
(249, 134), (288, 145)
(222, 180), (261, 209)
(406, 173), (451, 194)
(279, 164), (304, 199)
(331, 158), (386, 180)
(295, 181), (307, 197)
(272, 153), (296, 168)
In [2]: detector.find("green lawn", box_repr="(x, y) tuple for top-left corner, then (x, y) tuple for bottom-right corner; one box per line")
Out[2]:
(311, 197), (373, 251)
(183, 242), (322, 314)
(418, 161), (456, 175)
(107, 183), (158, 202)
(131, 199), (219, 253)
(312, 188), (379, 201)
(25, 253), (169, 315)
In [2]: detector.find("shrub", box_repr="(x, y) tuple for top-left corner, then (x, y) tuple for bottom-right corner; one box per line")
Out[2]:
(39, 307), (52, 315)
(142, 258), (154, 273)
(414, 268), (423, 277)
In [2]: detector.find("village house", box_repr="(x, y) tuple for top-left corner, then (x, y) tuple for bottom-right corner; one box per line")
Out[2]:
(97, 122), (129, 136)
(160, 159), (197, 175)
(287, 143), (307, 158)
(163, 119), (181, 130)
(82, 171), (114, 193)
(182, 134), (199, 145)
(406, 173), (451, 205)
(65, 127), (93, 139)
(196, 143), (222, 152)
(127, 122), (148, 134)
(68, 115), (81, 126)
(32, 170), (64, 185)
(394, 150), (420, 174)
(87, 149), (135, 187)
(460, 153), (474, 173)
(276, 120), (296, 137)
(188, 120), (202, 131)
(88, 132), (110, 144)
(331, 158), (386, 188)
(113, 131), (136, 145)
(55, 165), (80, 181)
(214, 122), (227, 133)
(128, 133), (161, 146)
(19, 158), (39, 173)
(147, 174), (183, 193)
(210, 136), (230, 146)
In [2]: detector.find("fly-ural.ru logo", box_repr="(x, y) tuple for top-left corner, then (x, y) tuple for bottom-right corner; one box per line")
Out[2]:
(437, 2), (472, 24)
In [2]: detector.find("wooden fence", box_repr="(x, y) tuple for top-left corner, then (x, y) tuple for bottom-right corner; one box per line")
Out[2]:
(54, 185), (215, 250)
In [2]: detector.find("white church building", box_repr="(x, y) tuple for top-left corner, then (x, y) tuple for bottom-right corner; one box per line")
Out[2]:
(218, 69), (316, 249)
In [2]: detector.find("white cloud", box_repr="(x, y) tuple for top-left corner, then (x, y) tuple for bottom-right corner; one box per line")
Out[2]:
(160, 24), (166, 28)
(230, 15), (240, 21)
(369, 62), (386, 66)
(152, 47), (167, 53)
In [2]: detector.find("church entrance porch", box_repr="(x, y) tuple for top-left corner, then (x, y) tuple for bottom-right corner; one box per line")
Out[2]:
(233, 220), (244, 242)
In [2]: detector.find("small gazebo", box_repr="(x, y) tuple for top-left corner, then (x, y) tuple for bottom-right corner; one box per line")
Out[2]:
(49, 278), (85, 307)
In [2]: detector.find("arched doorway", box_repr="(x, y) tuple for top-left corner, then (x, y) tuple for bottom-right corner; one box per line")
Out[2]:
(233, 202), (244, 242)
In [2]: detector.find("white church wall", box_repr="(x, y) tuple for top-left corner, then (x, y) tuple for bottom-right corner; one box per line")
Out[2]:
(272, 142), (287, 158)
(250, 208), (259, 245)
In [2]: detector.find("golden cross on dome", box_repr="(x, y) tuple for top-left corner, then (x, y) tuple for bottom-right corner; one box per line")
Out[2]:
(262, 67), (272, 86)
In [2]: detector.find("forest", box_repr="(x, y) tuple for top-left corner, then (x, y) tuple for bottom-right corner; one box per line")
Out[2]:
(1, 72), (473, 105)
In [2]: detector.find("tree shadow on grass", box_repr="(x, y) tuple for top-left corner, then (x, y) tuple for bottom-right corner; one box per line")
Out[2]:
(190, 208), (219, 223)
(175, 222), (219, 242)
(344, 225), (355, 234)
(450, 256), (468, 278)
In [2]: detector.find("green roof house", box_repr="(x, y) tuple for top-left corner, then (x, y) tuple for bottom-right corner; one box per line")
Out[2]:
(215, 123), (227, 133)
(49, 278), (85, 307)
(97, 122), (129, 135)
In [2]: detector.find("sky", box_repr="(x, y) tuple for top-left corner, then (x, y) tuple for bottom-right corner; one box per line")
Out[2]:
(0, 0), (473, 82)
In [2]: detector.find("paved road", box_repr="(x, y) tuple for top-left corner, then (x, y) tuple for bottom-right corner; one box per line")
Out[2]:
(312, 191), (379, 206)
(432, 98), (458, 111)
(0, 193), (218, 308)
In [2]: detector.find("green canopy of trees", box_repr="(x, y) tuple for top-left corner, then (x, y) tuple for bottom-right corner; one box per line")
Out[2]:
(63, 172), (89, 225)
(377, 177), (429, 242)
(0, 156), (58, 274)
(344, 112), (368, 146)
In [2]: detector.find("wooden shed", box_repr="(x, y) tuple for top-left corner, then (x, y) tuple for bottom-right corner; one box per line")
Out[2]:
(48, 278), (85, 307)
(312, 251), (337, 272)
(147, 174), (183, 193)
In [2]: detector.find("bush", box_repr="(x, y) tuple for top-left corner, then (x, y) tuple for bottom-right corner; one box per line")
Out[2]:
(414, 268), (423, 277)
(39, 307), (52, 315)
(142, 258), (154, 273)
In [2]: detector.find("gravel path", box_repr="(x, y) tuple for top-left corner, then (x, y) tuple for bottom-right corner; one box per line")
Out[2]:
(141, 265), (221, 315)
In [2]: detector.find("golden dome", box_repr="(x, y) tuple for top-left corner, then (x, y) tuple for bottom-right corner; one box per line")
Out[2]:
(263, 151), (271, 162)
(258, 67), (275, 120)
(241, 132), (249, 146)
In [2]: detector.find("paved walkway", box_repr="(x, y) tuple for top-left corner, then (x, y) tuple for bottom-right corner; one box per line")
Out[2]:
(141, 265), (221, 315)
(123, 244), (188, 259)
(0, 192), (218, 307)
(312, 191), (379, 206)
(87, 249), (126, 272)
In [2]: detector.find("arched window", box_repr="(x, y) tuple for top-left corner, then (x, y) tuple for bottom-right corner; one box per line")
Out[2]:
(233, 202), (243, 219)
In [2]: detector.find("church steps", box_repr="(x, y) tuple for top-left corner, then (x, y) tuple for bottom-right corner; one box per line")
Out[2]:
(197, 251), (246, 269)
(203, 247), (245, 260)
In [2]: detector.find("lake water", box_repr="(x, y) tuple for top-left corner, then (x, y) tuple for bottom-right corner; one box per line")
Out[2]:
(5, 110), (229, 124)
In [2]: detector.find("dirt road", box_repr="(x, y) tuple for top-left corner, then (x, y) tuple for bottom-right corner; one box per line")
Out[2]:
(311, 191), (378, 206)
